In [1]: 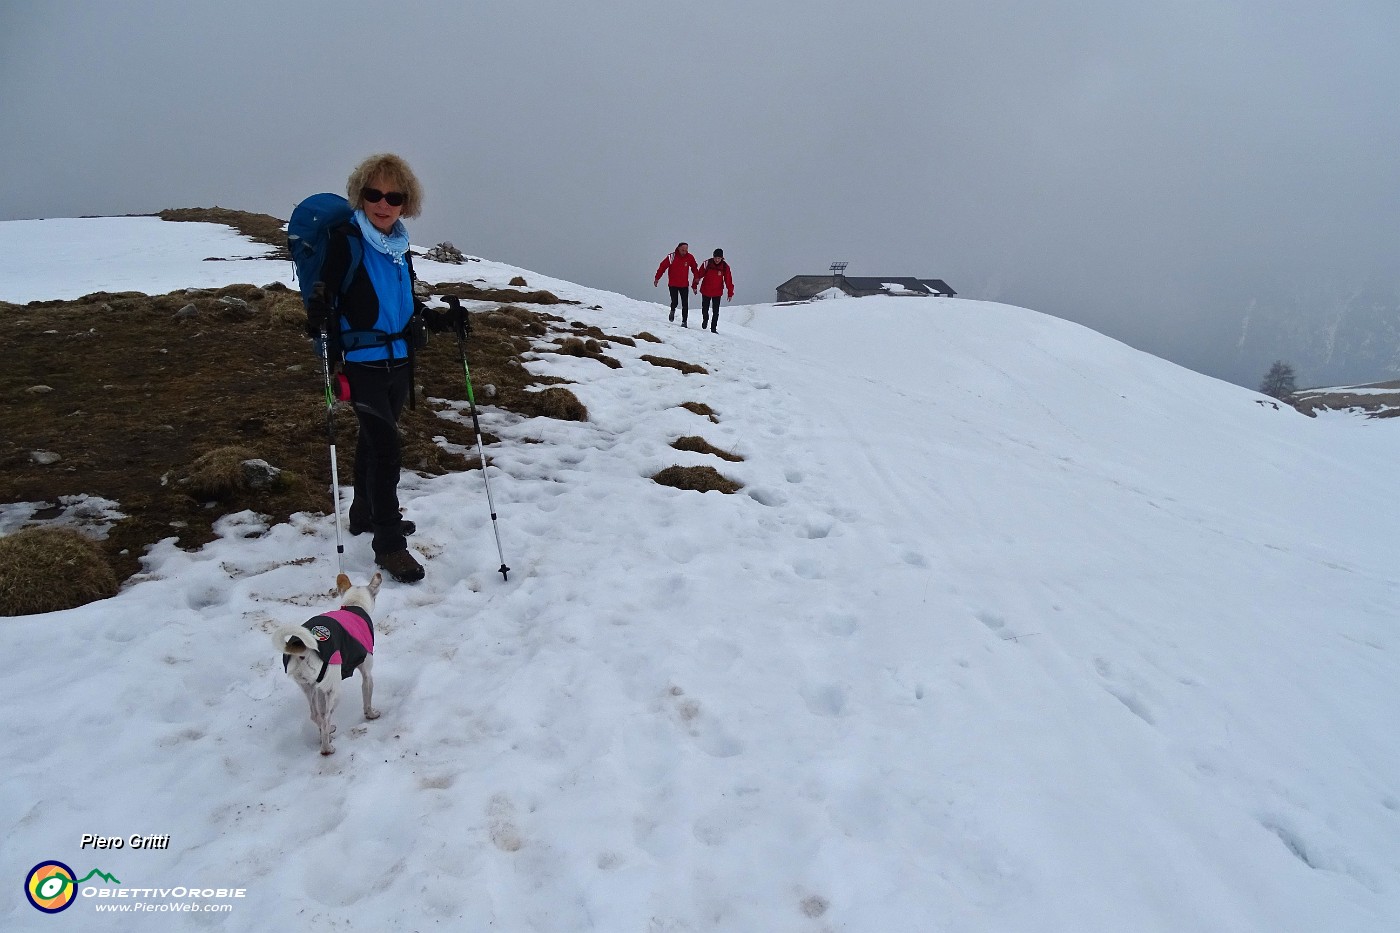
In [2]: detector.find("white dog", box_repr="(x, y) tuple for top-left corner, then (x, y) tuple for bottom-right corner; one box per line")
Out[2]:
(272, 573), (382, 755)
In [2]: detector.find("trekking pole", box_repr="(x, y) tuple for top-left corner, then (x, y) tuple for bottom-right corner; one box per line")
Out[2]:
(445, 296), (510, 581)
(317, 330), (346, 577)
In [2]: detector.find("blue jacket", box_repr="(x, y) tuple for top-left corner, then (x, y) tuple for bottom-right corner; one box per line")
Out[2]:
(319, 223), (417, 363)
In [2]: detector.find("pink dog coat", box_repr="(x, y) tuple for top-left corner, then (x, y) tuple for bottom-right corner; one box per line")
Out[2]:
(283, 607), (374, 683)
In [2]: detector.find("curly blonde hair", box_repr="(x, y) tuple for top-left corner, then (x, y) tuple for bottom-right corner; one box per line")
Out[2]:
(346, 153), (424, 218)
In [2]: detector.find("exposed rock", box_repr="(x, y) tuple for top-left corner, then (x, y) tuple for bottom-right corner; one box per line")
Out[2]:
(31, 450), (61, 465)
(216, 297), (255, 321)
(174, 303), (199, 321)
(240, 458), (283, 490)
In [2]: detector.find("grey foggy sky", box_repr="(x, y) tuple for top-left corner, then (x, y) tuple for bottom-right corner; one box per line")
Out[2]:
(3, 0), (1398, 386)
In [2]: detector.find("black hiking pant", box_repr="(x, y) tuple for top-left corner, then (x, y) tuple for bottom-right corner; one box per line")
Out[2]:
(701, 296), (721, 328)
(668, 285), (689, 322)
(344, 360), (411, 555)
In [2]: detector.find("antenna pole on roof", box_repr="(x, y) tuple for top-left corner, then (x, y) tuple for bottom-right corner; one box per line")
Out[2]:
(829, 261), (848, 294)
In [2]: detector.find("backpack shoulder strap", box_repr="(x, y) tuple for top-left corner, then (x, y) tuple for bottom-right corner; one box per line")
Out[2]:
(342, 235), (363, 296)
(327, 222), (363, 299)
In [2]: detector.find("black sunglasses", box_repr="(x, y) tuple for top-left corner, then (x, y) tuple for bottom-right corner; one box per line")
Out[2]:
(361, 187), (406, 207)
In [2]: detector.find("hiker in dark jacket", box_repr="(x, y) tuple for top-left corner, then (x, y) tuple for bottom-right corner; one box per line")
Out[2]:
(305, 153), (460, 584)
(653, 242), (700, 326)
(692, 249), (734, 333)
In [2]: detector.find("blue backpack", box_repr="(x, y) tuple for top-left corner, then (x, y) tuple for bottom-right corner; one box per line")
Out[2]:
(286, 193), (363, 308)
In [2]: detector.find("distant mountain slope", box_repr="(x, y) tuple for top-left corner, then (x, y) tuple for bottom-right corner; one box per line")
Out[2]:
(1231, 283), (1400, 388)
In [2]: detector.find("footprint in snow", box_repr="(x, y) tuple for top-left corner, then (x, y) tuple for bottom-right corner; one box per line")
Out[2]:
(667, 688), (744, 758)
(696, 637), (742, 669)
(801, 683), (848, 718)
(662, 539), (698, 564)
(1093, 657), (1157, 726)
(186, 585), (227, 611)
(419, 774), (455, 790)
(745, 486), (786, 508)
(488, 794), (525, 852)
(975, 610), (1007, 633)
(819, 612), (858, 637)
(692, 803), (751, 846)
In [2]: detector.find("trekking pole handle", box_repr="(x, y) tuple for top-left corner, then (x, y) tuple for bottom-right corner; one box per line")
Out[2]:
(444, 295), (471, 340)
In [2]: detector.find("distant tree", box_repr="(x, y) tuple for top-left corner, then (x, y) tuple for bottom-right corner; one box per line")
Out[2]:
(1259, 360), (1297, 399)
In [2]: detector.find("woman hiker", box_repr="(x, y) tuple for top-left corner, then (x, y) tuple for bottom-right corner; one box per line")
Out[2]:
(653, 241), (700, 326)
(692, 248), (734, 333)
(305, 153), (461, 584)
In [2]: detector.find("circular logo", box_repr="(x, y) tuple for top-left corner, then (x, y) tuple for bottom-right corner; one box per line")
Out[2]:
(311, 625), (331, 642)
(25, 861), (77, 913)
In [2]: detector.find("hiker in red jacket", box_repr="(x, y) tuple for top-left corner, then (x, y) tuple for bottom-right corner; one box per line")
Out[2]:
(692, 248), (734, 333)
(654, 242), (700, 326)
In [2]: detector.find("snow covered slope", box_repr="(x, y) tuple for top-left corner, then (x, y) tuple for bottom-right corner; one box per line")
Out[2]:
(1, 217), (1397, 931)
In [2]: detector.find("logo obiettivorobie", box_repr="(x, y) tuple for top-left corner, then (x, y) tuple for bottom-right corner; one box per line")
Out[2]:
(24, 861), (120, 914)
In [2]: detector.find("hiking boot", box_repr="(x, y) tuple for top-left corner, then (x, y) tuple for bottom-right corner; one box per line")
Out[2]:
(375, 549), (424, 583)
(710, 325), (717, 333)
(348, 518), (416, 537)
(701, 317), (709, 329)
(668, 310), (675, 321)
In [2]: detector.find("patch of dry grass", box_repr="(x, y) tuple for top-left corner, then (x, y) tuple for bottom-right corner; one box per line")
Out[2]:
(515, 387), (589, 422)
(0, 527), (119, 616)
(564, 322), (637, 347)
(185, 446), (264, 498)
(678, 402), (719, 422)
(641, 355), (708, 376)
(400, 426), (471, 474)
(431, 281), (575, 306)
(652, 465), (742, 494)
(671, 435), (743, 462)
(476, 305), (548, 337)
(553, 337), (622, 369)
